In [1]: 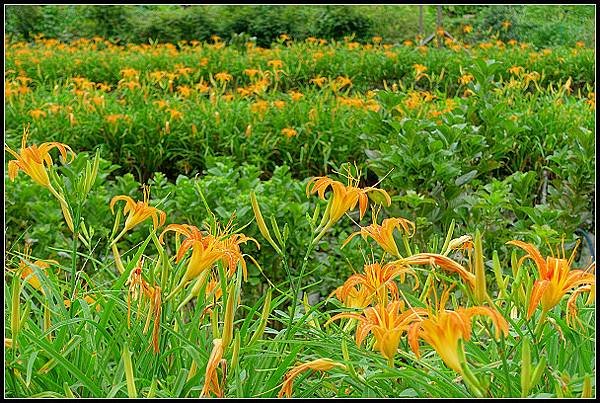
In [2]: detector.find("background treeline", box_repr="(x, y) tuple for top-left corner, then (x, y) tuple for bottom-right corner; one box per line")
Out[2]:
(5, 4), (596, 48)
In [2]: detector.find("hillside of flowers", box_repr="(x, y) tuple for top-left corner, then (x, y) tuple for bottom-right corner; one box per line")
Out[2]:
(4, 29), (595, 398)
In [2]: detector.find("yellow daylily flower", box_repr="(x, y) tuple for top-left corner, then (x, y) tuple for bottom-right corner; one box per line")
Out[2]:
(407, 288), (509, 374)
(278, 358), (346, 398)
(110, 186), (167, 244)
(6, 127), (74, 190)
(306, 174), (391, 232)
(342, 216), (415, 258)
(507, 240), (595, 320)
(334, 262), (418, 308)
(329, 301), (424, 363)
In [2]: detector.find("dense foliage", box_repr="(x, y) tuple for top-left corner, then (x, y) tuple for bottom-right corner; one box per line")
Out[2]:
(4, 19), (596, 399)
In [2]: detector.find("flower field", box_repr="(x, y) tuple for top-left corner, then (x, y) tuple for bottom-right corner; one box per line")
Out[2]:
(4, 32), (596, 398)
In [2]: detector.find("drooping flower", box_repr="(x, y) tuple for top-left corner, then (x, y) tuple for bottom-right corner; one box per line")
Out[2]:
(507, 240), (595, 320)
(110, 186), (167, 244)
(278, 358), (346, 398)
(125, 258), (162, 353)
(394, 253), (476, 289)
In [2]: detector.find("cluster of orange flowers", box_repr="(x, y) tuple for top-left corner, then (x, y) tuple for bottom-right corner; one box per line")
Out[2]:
(276, 171), (595, 396)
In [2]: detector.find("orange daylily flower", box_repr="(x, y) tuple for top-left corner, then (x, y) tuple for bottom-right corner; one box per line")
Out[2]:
(507, 240), (595, 320)
(218, 232), (259, 281)
(214, 72), (233, 83)
(278, 358), (346, 398)
(160, 224), (223, 283)
(413, 64), (428, 80)
(342, 217), (415, 258)
(14, 245), (59, 293)
(306, 174), (391, 231)
(458, 74), (474, 85)
(329, 301), (425, 362)
(407, 288), (509, 374)
(334, 262), (419, 308)
(267, 59), (284, 69)
(6, 127), (74, 190)
(110, 186), (166, 244)
(6, 128), (76, 231)
(508, 66), (524, 76)
(281, 128), (298, 138)
(201, 338), (226, 398)
(160, 223), (258, 299)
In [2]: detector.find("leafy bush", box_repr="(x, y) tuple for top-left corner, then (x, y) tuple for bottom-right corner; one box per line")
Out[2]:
(129, 6), (215, 44)
(311, 6), (373, 41)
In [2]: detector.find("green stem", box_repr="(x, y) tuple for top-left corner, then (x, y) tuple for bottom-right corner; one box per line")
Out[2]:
(68, 199), (82, 299)
(286, 224), (329, 339)
(534, 310), (548, 340)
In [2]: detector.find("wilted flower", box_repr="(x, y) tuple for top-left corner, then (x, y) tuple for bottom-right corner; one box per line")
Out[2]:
(201, 339), (226, 398)
(393, 253), (476, 289)
(278, 359), (346, 398)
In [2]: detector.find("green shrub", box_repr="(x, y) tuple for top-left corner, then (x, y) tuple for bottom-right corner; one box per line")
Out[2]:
(311, 6), (373, 41)
(129, 7), (215, 44)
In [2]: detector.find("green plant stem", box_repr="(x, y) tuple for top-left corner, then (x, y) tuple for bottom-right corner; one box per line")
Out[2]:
(69, 202), (82, 299)
(534, 310), (548, 339)
(286, 224), (329, 339)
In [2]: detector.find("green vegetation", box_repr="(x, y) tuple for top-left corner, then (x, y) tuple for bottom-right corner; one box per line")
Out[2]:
(4, 7), (596, 398)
